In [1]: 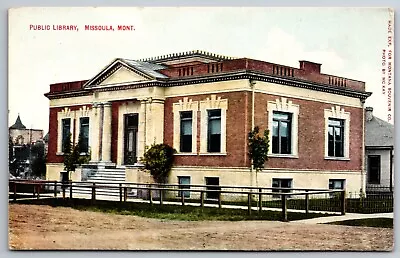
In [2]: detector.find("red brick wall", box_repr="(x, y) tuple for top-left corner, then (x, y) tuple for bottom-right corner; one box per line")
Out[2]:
(164, 90), (363, 171)
(159, 58), (365, 92)
(164, 91), (252, 167)
(47, 104), (92, 164)
(49, 80), (88, 93)
(254, 92), (363, 171)
(48, 91), (363, 172)
(47, 107), (62, 163)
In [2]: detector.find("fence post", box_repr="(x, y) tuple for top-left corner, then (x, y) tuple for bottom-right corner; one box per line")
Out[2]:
(149, 185), (153, 205)
(218, 191), (222, 208)
(69, 182), (73, 200)
(248, 193), (252, 215)
(91, 183), (96, 204)
(341, 190), (346, 215)
(258, 188), (262, 212)
(305, 190), (309, 216)
(13, 182), (17, 201)
(119, 183), (122, 203)
(33, 183), (36, 198)
(160, 188), (163, 205)
(54, 181), (57, 198)
(37, 184), (40, 199)
(124, 187), (127, 202)
(181, 190), (185, 206)
(62, 185), (66, 200)
(200, 191), (204, 208)
(281, 194), (288, 222)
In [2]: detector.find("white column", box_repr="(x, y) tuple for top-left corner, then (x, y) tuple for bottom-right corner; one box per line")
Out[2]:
(151, 99), (165, 144)
(91, 103), (100, 162)
(101, 102), (112, 162)
(138, 99), (147, 159)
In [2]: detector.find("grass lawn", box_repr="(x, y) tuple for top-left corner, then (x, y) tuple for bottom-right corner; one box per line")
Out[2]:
(10, 198), (333, 222)
(328, 218), (393, 228)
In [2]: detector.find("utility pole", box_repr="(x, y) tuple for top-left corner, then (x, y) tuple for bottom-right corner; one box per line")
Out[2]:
(29, 125), (32, 178)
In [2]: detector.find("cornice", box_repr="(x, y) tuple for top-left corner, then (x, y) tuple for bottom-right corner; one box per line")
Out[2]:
(45, 70), (371, 100)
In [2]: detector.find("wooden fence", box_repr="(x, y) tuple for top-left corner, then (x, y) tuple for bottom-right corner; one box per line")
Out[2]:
(9, 180), (347, 221)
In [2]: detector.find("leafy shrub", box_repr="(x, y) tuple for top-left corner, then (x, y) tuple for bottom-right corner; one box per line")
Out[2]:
(141, 143), (176, 184)
(248, 126), (269, 171)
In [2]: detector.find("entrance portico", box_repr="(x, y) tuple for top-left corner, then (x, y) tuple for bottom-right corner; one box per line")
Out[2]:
(90, 97), (165, 167)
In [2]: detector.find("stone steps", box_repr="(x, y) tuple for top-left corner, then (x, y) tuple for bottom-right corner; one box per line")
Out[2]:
(76, 167), (127, 196)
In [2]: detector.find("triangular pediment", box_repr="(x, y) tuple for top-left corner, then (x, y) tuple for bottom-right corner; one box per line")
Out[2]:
(83, 59), (155, 88)
(99, 66), (149, 85)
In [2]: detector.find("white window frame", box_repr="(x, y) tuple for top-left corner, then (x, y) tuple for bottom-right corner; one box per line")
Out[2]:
(329, 179), (346, 190)
(172, 97), (199, 154)
(272, 178), (293, 198)
(177, 176), (191, 198)
(324, 106), (350, 160)
(199, 95), (228, 155)
(75, 106), (91, 154)
(57, 107), (74, 155)
(267, 97), (299, 158)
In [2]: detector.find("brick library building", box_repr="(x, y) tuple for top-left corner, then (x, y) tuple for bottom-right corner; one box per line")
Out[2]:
(45, 50), (371, 196)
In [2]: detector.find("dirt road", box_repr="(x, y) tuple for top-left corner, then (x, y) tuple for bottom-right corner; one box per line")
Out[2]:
(8, 203), (393, 251)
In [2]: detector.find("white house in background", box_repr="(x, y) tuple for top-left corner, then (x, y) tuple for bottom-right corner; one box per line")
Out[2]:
(365, 107), (394, 192)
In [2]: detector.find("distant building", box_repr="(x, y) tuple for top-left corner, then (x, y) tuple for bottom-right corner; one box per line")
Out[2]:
(9, 115), (43, 145)
(9, 115), (44, 175)
(44, 50), (371, 196)
(43, 132), (49, 154)
(365, 107), (394, 192)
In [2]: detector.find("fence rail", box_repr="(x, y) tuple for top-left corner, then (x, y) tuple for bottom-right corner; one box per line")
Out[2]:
(9, 179), (349, 221)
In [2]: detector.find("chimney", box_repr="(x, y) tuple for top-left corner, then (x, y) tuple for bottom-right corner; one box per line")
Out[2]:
(299, 60), (321, 74)
(366, 107), (374, 121)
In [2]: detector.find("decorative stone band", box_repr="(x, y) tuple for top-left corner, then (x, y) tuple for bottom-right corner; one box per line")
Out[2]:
(45, 71), (372, 100)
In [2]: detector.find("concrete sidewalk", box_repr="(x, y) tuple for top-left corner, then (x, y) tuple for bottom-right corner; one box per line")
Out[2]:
(293, 212), (393, 224)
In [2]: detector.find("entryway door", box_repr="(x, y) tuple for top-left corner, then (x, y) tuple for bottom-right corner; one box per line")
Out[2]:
(124, 113), (138, 165)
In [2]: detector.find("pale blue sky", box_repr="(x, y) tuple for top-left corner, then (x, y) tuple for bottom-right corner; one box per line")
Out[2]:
(8, 7), (394, 132)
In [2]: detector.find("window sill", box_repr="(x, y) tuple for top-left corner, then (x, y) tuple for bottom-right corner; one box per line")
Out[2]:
(57, 152), (89, 156)
(199, 153), (227, 156)
(175, 153), (198, 156)
(324, 156), (350, 161)
(268, 154), (298, 159)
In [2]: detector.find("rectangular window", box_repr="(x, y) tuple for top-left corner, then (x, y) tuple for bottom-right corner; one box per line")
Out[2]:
(79, 117), (89, 153)
(180, 111), (193, 152)
(328, 119), (344, 157)
(329, 179), (345, 198)
(367, 155), (381, 184)
(272, 112), (292, 154)
(329, 179), (345, 190)
(178, 176), (191, 198)
(61, 118), (71, 152)
(207, 109), (221, 152)
(205, 177), (220, 199)
(272, 178), (292, 197)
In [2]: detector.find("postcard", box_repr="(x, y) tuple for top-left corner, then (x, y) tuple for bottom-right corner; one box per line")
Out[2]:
(8, 7), (394, 251)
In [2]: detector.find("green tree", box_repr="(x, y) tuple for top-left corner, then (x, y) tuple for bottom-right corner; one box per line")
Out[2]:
(8, 136), (17, 175)
(63, 133), (75, 172)
(248, 126), (270, 172)
(76, 133), (91, 164)
(141, 143), (176, 184)
(63, 133), (90, 175)
(31, 141), (46, 177)
(9, 136), (14, 161)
